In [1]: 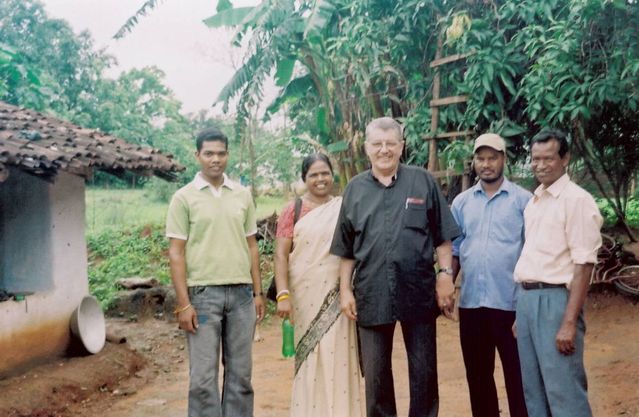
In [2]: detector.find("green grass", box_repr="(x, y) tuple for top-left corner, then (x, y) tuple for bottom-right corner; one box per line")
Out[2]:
(86, 188), (286, 234)
(85, 188), (168, 234)
(85, 187), (285, 309)
(254, 194), (288, 218)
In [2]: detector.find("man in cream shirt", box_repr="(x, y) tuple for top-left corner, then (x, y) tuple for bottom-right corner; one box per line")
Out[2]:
(514, 129), (602, 417)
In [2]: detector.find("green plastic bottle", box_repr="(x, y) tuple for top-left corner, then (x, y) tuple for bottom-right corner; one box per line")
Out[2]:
(281, 318), (295, 358)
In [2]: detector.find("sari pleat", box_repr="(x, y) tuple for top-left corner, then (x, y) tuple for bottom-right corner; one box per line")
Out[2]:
(288, 197), (363, 417)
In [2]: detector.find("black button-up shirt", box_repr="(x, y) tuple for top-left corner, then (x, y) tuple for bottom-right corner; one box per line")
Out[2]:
(330, 164), (460, 326)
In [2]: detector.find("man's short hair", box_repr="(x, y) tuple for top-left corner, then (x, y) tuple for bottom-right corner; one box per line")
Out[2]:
(196, 127), (228, 151)
(365, 117), (403, 141)
(531, 129), (569, 158)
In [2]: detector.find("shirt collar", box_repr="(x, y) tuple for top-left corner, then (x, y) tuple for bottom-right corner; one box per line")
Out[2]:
(534, 173), (570, 198)
(193, 172), (235, 191)
(472, 177), (512, 196)
(369, 164), (401, 185)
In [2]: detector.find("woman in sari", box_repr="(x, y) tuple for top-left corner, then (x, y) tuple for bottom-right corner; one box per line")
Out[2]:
(274, 153), (363, 417)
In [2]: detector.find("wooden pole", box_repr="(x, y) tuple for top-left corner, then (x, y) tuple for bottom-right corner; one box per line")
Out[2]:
(428, 35), (444, 172)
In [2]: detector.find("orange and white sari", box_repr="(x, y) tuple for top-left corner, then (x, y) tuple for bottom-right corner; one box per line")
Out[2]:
(288, 197), (363, 417)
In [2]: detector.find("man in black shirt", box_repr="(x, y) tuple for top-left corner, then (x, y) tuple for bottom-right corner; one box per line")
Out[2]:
(330, 117), (460, 417)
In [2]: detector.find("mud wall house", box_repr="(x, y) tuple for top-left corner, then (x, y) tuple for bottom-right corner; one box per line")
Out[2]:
(0, 102), (183, 375)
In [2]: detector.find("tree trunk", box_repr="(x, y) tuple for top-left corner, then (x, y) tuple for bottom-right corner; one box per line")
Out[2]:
(572, 119), (637, 241)
(428, 35), (444, 172)
(367, 86), (384, 117)
(248, 119), (257, 199)
(389, 82), (404, 118)
(337, 157), (349, 190)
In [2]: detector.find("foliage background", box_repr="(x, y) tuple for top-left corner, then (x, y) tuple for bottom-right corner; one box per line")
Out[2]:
(3, 0), (639, 306)
(85, 190), (285, 308)
(207, 0), (639, 230)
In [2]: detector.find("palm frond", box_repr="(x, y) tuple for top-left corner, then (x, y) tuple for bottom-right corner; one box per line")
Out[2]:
(275, 58), (296, 86)
(304, 0), (336, 42)
(215, 51), (264, 111)
(203, 7), (255, 28)
(114, 0), (165, 40)
(265, 74), (314, 117)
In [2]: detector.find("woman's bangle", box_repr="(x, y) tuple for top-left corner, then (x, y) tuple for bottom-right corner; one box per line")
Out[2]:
(276, 294), (290, 303)
(173, 303), (192, 315)
(276, 289), (290, 299)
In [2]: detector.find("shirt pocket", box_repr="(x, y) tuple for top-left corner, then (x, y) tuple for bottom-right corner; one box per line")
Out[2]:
(492, 209), (525, 244)
(404, 204), (428, 230)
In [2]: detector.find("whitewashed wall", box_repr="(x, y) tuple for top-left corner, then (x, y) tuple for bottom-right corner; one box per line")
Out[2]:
(0, 169), (89, 375)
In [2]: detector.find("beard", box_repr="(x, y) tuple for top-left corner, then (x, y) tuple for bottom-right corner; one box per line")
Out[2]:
(478, 170), (503, 184)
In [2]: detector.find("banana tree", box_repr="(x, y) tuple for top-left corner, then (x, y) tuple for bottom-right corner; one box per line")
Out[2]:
(208, 0), (437, 187)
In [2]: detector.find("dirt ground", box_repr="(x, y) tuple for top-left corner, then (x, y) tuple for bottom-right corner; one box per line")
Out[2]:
(1, 290), (637, 417)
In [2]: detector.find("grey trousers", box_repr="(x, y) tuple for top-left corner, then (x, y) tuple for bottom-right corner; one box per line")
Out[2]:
(515, 287), (592, 417)
(187, 284), (257, 417)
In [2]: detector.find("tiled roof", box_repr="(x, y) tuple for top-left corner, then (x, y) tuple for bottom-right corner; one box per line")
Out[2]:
(0, 101), (184, 182)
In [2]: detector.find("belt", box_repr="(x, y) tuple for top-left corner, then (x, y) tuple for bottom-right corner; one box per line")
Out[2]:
(521, 282), (566, 290)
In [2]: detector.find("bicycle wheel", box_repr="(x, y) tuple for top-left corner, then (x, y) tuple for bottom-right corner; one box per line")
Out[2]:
(613, 265), (639, 297)
(596, 233), (616, 263)
(601, 233), (616, 252)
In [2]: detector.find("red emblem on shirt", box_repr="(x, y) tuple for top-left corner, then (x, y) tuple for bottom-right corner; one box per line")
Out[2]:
(406, 197), (425, 205)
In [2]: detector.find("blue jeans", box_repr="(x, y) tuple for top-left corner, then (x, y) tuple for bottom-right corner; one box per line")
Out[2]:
(515, 288), (592, 417)
(187, 284), (257, 417)
(358, 319), (438, 417)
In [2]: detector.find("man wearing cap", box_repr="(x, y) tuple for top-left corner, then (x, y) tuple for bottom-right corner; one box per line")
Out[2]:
(450, 133), (531, 417)
(513, 129), (602, 417)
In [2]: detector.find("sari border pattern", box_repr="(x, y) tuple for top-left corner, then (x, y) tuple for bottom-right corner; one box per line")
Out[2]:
(294, 284), (341, 375)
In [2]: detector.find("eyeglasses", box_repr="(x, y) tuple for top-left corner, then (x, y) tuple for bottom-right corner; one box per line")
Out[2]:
(366, 140), (403, 150)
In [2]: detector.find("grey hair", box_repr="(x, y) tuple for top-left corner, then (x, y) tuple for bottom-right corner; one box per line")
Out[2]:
(365, 117), (403, 141)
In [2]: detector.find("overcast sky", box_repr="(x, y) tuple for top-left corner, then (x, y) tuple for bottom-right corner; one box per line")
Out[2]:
(41, 0), (260, 115)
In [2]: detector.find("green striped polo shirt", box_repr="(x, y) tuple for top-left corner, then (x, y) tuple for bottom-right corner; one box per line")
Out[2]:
(166, 173), (257, 286)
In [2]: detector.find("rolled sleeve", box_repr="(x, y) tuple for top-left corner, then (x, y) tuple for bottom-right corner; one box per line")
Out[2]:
(452, 236), (462, 257)
(566, 194), (603, 265)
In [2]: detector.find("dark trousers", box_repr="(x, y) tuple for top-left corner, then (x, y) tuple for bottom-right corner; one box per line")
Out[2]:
(459, 307), (528, 417)
(358, 319), (438, 417)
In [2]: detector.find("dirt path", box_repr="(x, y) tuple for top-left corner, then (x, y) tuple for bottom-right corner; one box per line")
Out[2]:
(1, 292), (638, 417)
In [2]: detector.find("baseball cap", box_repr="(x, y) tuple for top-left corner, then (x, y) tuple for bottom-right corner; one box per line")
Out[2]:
(473, 133), (506, 153)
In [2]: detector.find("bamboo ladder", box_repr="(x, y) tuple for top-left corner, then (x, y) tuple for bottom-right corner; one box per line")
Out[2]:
(425, 37), (474, 192)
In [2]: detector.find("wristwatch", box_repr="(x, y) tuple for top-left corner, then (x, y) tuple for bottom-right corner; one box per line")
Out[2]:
(438, 266), (454, 276)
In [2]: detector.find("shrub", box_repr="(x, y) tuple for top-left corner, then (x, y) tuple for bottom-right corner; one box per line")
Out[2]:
(87, 224), (169, 309)
(144, 177), (180, 204)
(596, 198), (639, 228)
(87, 222), (279, 319)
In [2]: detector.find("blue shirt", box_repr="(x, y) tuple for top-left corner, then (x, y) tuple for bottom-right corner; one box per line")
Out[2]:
(451, 178), (532, 311)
